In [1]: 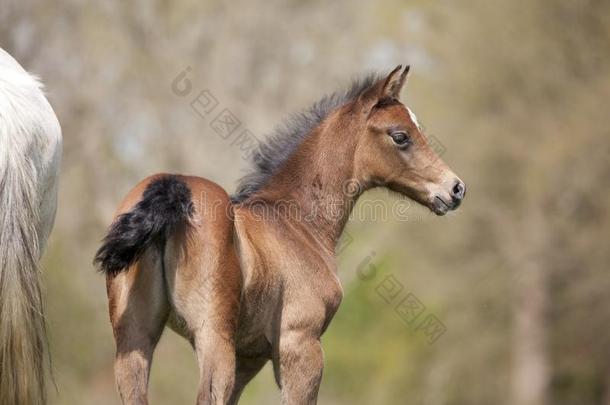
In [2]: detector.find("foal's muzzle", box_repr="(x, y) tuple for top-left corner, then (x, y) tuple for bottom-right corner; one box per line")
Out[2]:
(430, 179), (466, 215)
(450, 179), (466, 206)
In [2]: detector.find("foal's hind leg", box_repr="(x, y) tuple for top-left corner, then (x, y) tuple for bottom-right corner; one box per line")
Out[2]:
(166, 254), (241, 405)
(228, 357), (268, 405)
(192, 326), (237, 404)
(165, 216), (242, 404)
(107, 249), (169, 405)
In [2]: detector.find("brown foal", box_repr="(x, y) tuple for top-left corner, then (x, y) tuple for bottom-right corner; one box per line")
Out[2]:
(95, 65), (465, 405)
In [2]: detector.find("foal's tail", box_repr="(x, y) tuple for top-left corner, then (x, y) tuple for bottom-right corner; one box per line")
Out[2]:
(94, 175), (194, 276)
(0, 156), (47, 404)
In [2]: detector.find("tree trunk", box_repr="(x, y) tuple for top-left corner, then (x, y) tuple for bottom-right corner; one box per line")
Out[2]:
(509, 213), (550, 405)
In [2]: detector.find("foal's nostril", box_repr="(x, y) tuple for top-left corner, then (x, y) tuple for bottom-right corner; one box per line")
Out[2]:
(451, 180), (466, 201)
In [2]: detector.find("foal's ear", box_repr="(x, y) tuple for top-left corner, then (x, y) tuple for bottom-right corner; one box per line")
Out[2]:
(381, 64), (410, 100)
(362, 65), (410, 105)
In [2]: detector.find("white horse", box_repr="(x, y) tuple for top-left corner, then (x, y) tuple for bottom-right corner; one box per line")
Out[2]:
(0, 48), (61, 405)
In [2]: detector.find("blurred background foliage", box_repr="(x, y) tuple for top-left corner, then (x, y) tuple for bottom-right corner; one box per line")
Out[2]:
(2, 0), (610, 404)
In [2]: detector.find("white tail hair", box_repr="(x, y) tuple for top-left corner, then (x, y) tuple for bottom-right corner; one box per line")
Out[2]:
(0, 48), (61, 405)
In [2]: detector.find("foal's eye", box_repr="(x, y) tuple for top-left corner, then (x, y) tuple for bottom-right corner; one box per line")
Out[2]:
(390, 131), (410, 148)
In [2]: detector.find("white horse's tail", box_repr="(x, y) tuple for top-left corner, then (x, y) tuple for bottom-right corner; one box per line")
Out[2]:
(0, 48), (61, 405)
(0, 148), (47, 405)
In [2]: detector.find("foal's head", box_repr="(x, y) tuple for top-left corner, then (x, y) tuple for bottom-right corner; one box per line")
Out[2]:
(345, 65), (465, 215)
(234, 65), (465, 216)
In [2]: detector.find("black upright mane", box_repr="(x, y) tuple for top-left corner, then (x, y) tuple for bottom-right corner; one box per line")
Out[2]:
(232, 73), (382, 202)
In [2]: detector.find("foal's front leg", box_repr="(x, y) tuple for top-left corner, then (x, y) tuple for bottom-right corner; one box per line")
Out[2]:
(275, 329), (324, 405)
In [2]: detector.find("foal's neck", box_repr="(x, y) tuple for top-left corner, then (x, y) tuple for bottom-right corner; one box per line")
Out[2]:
(252, 124), (362, 253)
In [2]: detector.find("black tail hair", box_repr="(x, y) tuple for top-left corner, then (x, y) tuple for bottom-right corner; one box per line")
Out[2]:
(94, 175), (193, 276)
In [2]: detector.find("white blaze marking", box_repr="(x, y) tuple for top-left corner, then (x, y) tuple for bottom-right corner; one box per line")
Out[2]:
(407, 107), (421, 130)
